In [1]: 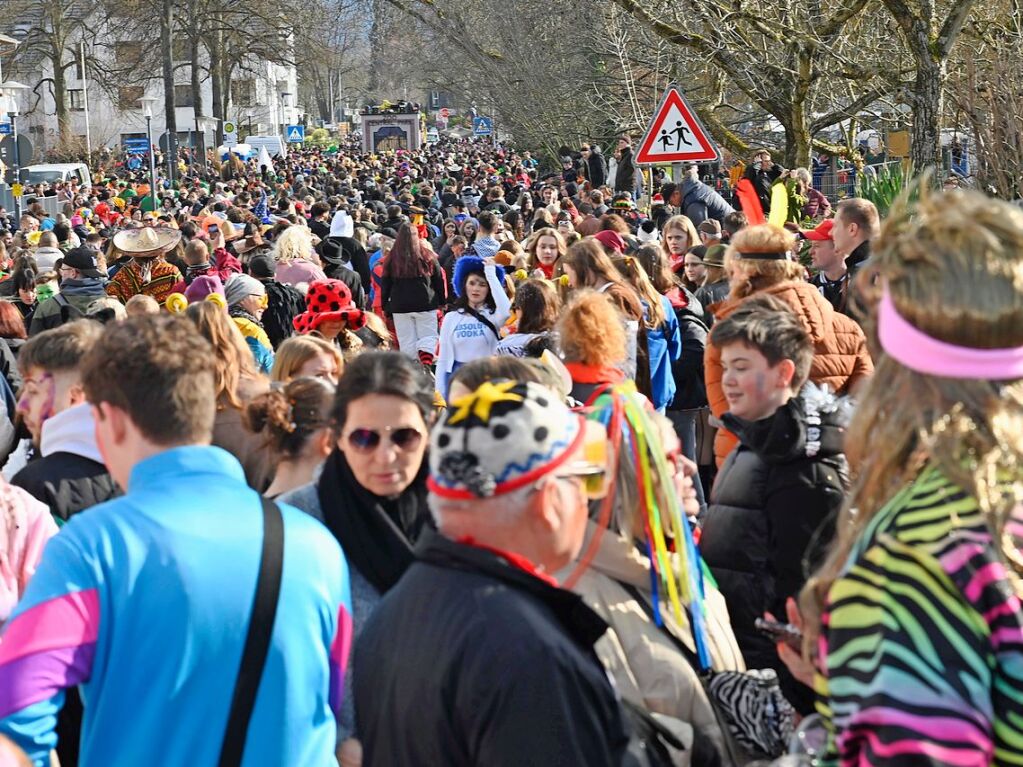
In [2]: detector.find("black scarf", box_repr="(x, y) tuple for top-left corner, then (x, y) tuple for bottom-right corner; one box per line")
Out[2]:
(316, 449), (431, 594)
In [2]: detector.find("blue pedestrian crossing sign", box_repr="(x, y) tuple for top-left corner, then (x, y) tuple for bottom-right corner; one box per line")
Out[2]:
(473, 117), (493, 136)
(286, 125), (305, 143)
(0, 122), (11, 136)
(127, 156), (142, 170)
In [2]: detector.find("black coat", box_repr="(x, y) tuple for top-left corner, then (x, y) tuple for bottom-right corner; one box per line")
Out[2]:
(586, 150), (608, 188)
(700, 386), (848, 708)
(318, 235), (372, 294)
(667, 288), (708, 410)
(380, 261), (447, 315)
(740, 163), (783, 213)
(354, 530), (637, 767)
(12, 451), (120, 522)
(615, 147), (638, 194)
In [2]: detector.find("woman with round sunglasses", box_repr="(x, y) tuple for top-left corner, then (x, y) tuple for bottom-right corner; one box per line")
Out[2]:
(280, 351), (434, 745)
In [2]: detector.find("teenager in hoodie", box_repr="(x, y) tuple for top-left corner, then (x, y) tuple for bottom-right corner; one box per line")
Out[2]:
(699, 295), (849, 713)
(10, 322), (119, 522)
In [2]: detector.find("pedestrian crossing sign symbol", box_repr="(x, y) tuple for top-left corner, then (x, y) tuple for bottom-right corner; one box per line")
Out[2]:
(635, 85), (720, 164)
(286, 125), (305, 143)
(473, 117), (493, 136)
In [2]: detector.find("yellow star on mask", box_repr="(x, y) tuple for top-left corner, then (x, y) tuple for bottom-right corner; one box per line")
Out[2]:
(448, 380), (523, 425)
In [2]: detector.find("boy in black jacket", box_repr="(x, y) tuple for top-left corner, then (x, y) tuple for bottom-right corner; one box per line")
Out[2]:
(699, 294), (849, 713)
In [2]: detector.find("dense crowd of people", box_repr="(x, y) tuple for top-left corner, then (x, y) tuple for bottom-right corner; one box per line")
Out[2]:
(0, 134), (1019, 767)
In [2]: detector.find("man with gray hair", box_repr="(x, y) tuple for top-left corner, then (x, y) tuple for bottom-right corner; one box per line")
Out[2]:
(353, 380), (641, 766)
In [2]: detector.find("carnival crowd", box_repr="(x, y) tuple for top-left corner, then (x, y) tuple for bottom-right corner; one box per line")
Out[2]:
(0, 134), (1019, 767)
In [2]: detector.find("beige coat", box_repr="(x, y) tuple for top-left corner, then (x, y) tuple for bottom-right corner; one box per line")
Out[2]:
(563, 522), (746, 764)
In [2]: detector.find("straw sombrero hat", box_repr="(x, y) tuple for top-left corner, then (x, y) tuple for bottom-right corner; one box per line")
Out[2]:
(112, 227), (181, 258)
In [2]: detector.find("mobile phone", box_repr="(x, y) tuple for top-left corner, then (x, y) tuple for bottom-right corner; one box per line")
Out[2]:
(208, 224), (219, 235)
(754, 618), (802, 651)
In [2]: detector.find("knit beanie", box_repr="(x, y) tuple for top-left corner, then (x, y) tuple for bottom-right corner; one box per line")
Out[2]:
(224, 273), (265, 306)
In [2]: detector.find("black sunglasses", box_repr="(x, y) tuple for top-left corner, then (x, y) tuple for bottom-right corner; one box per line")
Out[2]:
(345, 426), (424, 453)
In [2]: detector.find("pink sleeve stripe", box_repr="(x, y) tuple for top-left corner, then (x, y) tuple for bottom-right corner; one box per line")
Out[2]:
(963, 562), (1007, 603)
(841, 727), (992, 766)
(0, 589), (100, 666)
(0, 642), (95, 719)
(330, 603), (353, 673)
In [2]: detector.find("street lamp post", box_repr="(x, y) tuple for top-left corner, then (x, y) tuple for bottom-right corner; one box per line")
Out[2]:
(1, 81), (28, 221)
(139, 96), (159, 213)
(280, 91), (292, 136)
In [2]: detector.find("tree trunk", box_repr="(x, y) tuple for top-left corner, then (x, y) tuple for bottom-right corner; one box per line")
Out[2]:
(208, 25), (224, 139)
(910, 58), (945, 169)
(52, 58), (71, 147)
(784, 104), (812, 168)
(161, 0), (177, 184)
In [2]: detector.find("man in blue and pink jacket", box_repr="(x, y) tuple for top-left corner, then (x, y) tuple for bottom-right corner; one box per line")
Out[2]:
(0, 315), (352, 766)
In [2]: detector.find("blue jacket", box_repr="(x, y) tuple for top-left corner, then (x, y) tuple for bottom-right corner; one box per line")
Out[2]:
(0, 446), (352, 767)
(680, 178), (734, 226)
(645, 295), (683, 410)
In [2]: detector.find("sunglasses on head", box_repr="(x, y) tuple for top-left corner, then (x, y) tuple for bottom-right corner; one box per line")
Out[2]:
(345, 426), (424, 453)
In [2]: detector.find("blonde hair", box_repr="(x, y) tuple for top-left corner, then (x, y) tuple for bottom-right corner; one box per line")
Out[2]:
(724, 224), (804, 299)
(660, 215), (700, 255)
(271, 334), (344, 383)
(525, 227), (567, 272)
(802, 184), (1023, 645)
(273, 225), (315, 265)
(612, 256), (666, 329)
(184, 301), (258, 409)
(557, 290), (627, 367)
(125, 294), (160, 316)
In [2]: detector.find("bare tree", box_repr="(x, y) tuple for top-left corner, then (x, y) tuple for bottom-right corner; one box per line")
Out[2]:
(878, 0), (979, 167)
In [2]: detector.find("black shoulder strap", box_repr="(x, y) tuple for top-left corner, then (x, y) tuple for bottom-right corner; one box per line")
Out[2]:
(463, 306), (500, 340)
(218, 497), (284, 767)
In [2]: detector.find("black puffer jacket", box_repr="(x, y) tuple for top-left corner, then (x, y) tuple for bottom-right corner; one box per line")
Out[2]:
(12, 452), (120, 522)
(700, 384), (849, 709)
(666, 287), (708, 410)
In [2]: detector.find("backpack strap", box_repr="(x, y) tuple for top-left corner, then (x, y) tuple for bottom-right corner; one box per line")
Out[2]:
(218, 497), (284, 767)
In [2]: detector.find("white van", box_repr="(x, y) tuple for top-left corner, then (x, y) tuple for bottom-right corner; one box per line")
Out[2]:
(243, 136), (288, 158)
(22, 163), (93, 187)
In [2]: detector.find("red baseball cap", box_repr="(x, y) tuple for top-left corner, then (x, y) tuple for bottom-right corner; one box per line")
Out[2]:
(803, 219), (834, 241)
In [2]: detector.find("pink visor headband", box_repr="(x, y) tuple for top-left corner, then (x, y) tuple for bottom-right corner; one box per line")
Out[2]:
(879, 284), (1023, 380)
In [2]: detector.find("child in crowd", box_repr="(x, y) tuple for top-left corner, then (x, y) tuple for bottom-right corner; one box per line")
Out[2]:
(698, 294), (849, 713)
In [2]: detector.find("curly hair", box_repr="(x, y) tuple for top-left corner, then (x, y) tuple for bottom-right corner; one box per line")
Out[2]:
(244, 376), (335, 459)
(81, 315), (216, 446)
(802, 183), (1023, 648)
(272, 225), (315, 265)
(557, 290), (627, 367)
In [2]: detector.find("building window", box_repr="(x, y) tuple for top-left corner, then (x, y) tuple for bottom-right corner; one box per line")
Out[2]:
(68, 89), (85, 111)
(118, 86), (145, 111)
(430, 90), (440, 109)
(232, 79), (254, 107)
(172, 38), (192, 62)
(174, 85), (194, 108)
(115, 42), (143, 65)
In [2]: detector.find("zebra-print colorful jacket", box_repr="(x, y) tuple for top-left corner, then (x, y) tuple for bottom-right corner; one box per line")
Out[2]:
(817, 464), (1023, 765)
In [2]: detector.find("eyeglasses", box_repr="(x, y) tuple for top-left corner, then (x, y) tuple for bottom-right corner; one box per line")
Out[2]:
(345, 426), (424, 453)
(553, 460), (608, 500)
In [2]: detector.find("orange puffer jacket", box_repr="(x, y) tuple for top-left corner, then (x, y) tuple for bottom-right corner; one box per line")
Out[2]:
(705, 279), (873, 467)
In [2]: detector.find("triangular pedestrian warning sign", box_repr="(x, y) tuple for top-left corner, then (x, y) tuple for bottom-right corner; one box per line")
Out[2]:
(288, 127), (303, 142)
(635, 85), (720, 165)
